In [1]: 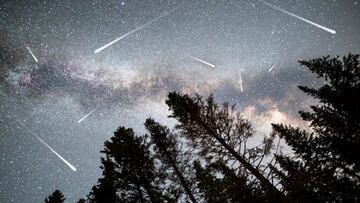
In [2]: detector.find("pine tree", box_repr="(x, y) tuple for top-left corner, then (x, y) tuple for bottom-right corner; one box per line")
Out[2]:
(88, 127), (174, 203)
(272, 54), (360, 202)
(194, 160), (265, 203)
(145, 118), (197, 203)
(76, 198), (86, 203)
(165, 92), (285, 202)
(44, 190), (65, 203)
(88, 157), (118, 203)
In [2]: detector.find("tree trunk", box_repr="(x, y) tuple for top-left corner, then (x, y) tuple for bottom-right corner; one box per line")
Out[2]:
(200, 121), (287, 202)
(161, 146), (198, 203)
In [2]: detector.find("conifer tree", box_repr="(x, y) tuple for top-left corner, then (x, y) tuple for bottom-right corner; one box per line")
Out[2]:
(88, 157), (118, 203)
(88, 127), (174, 203)
(194, 160), (266, 202)
(272, 54), (360, 202)
(76, 198), (86, 203)
(44, 190), (65, 203)
(145, 118), (197, 203)
(165, 93), (285, 202)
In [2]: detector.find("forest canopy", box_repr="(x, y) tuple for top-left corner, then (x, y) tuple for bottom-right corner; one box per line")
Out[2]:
(45, 54), (360, 203)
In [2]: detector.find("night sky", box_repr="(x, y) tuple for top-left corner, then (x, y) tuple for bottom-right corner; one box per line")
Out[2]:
(0, 0), (359, 202)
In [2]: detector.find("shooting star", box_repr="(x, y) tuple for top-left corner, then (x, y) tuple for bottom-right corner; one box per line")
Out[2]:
(190, 56), (216, 68)
(260, 0), (336, 35)
(26, 46), (39, 62)
(239, 71), (244, 92)
(77, 107), (98, 123)
(268, 63), (277, 72)
(94, 11), (169, 54)
(18, 121), (77, 172)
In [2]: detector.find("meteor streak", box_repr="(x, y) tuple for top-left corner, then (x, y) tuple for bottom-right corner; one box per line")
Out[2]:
(77, 107), (98, 123)
(26, 46), (39, 62)
(18, 121), (77, 172)
(190, 56), (216, 68)
(268, 63), (276, 72)
(94, 11), (169, 53)
(260, 0), (336, 35)
(239, 71), (244, 92)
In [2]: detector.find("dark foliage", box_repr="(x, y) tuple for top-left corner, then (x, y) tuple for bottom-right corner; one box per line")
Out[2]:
(194, 160), (266, 203)
(44, 190), (65, 203)
(88, 157), (118, 203)
(145, 118), (197, 203)
(165, 92), (285, 202)
(44, 54), (360, 203)
(272, 54), (360, 202)
(76, 199), (86, 203)
(87, 127), (174, 203)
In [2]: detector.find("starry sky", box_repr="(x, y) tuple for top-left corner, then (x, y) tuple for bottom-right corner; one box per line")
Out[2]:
(0, 0), (359, 202)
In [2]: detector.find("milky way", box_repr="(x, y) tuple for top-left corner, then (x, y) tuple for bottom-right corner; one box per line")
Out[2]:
(0, 0), (359, 202)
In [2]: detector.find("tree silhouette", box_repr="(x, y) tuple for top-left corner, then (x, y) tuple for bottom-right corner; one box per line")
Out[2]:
(85, 98), (280, 202)
(88, 127), (175, 203)
(145, 118), (197, 203)
(68, 53), (360, 202)
(44, 190), (65, 203)
(194, 160), (265, 203)
(272, 54), (360, 202)
(88, 157), (118, 203)
(165, 92), (285, 202)
(76, 198), (86, 203)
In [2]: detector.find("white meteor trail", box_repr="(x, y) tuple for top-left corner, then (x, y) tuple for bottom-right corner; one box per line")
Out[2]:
(77, 107), (98, 123)
(26, 46), (39, 62)
(260, 0), (336, 35)
(18, 121), (77, 172)
(239, 71), (244, 92)
(190, 56), (216, 68)
(268, 63), (277, 72)
(94, 11), (169, 54)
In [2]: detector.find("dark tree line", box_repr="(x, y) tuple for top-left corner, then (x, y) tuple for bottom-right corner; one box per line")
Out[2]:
(44, 190), (65, 203)
(45, 54), (360, 203)
(272, 54), (360, 202)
